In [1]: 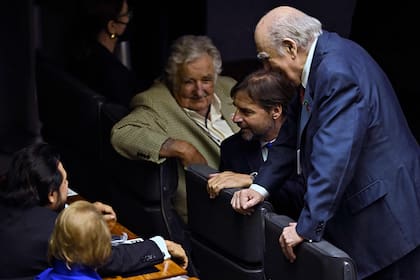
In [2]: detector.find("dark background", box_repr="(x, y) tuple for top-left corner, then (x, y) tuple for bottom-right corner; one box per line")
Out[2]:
(1, 0), (417, 174)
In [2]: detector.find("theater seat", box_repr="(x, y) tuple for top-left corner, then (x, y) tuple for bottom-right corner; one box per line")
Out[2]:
(185, 164), (273, 280)
(36, 52), (106, 201)
(36, 54), (185, 243)
(100, 102), (184, 241)
(264, 213), (357, 280)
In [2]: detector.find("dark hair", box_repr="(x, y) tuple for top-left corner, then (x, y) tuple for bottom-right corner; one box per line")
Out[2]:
(70, 0), (126, 59)
(80, 0), (125, 38)
(0, 143), (62, 208)
(230, 69), (295, 113)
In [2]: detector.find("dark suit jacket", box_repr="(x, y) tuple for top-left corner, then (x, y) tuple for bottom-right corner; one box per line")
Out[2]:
(220, 132), (305, 220)
(254, 31), (420, 278)
(0, 204), (164, 279)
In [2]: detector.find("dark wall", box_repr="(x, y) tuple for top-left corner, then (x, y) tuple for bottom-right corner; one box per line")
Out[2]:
(207, 0), (357, 62)
(0, 0), (417, 176)
(129, 1), (207, 83)
(0, 1), (42, 174)
(350, 1), (419, 141)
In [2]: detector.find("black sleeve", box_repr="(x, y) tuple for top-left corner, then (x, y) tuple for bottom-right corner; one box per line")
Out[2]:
(98, 239), (165, 277)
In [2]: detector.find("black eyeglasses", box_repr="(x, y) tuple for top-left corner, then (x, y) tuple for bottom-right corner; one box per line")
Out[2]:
(115, 10), (133, 24)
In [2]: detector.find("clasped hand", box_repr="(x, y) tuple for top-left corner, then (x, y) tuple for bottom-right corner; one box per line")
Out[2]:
(230, 188), (264, 215)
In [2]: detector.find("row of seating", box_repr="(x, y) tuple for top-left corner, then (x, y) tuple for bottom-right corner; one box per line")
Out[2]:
(35, 52), (183, 242)
(36, 51), (357, 280)
(185, 164), (357, 280)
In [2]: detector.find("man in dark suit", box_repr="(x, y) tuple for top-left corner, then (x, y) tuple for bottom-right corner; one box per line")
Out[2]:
(0, 143), (187, 279)
(207, 69), (305, 220)
(231, 6), (420, 280)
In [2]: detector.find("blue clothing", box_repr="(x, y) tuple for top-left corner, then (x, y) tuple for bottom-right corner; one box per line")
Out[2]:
(255, 31), (420, 279)
(35, 260), (101, 280)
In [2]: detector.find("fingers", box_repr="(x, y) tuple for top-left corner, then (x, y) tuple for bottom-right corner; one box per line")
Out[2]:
(207, 183), (220, 199)
(279, 224), (304, 263)
(165, 240), (188, 269)
(207, 174), (224, 198)
(279, 233), (296, 262)
(230, 190), (256, 215)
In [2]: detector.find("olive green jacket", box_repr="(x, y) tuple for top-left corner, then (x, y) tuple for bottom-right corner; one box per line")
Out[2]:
(110, 76), (239, 221)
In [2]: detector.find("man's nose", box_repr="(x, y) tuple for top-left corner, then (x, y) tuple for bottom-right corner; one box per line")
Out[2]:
(232, 110), (243, 123)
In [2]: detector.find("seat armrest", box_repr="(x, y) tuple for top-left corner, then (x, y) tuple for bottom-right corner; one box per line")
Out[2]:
(264, 212), (357, 280)
(186, 163), (273, 264)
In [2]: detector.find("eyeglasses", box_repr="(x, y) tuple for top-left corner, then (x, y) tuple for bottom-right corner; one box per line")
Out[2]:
(257, 51), (270, 61)
(115, 10), (133, 25)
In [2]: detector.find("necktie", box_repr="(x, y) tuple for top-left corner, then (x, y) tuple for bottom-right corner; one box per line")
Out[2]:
(262, 142), (273, 162)
(299, 85), (305, 105)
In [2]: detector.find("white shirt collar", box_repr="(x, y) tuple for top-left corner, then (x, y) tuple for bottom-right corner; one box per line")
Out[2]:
(301, 36), (319, 89)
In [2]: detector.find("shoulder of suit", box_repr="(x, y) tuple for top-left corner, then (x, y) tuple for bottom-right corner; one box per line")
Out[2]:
(217, 75), (237, 86)
(221, 132), (253, 150)
(130, 81), (173, 106)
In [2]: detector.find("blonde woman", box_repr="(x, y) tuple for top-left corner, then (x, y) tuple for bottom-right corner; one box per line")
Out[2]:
(36, 200), (111, 280)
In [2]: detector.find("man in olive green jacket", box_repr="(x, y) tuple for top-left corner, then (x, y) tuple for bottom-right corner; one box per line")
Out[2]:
(110, 35), (239, 222)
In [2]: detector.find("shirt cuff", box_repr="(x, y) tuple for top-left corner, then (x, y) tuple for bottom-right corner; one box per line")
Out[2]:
(250, 183), (269, 198)
(149, 236), (170, 259)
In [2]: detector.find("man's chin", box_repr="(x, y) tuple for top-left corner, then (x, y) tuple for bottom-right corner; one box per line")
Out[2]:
(240, 130), (254, 141)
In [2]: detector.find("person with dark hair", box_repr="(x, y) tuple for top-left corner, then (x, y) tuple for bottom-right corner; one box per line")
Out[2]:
(67, 0), (149, 107)
(0, 143), (187, 279)
(207, 69), (305, 220)
(231, 6), (420, 280)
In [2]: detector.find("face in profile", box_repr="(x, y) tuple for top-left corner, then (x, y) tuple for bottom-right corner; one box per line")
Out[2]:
(254, 24), (301, 87)
(49, 161), (69, 212)
(232, 90), (277, 142)
(173, 53), (216, 117)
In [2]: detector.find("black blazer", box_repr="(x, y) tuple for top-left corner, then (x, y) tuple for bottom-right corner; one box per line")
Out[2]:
(0, 205), (164, 279)
(219, 133), (305, 220)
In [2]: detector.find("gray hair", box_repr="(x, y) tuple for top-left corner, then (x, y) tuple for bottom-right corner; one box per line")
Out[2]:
(163, 35), (222, 92)
(268, 10), (322, 56)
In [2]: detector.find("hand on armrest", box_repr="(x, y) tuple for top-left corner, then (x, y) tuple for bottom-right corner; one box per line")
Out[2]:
(160, 138), (207, 166)
(207, 171), (253, 198)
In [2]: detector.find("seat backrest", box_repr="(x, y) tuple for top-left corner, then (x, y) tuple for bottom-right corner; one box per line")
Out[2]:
(36, 52), (106, 152)
(100, 103), (183, 241)
(186, 164), (273, 280)
(36, 55), (184, 242)
(264, 212), (357, 280)
(36, 52), (107, 201)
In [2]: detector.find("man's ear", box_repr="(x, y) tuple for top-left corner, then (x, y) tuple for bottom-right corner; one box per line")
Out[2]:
(272, 105), (282, 120)
(282, 38), (298, 59)
(48, 190), (57, 205)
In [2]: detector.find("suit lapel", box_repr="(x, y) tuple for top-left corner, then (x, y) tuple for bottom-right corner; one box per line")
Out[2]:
(248, 143), (264, 170)
(298, 88), (313, 146)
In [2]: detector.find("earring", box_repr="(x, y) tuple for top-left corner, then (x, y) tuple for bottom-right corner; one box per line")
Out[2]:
(110, 33), (116, 39)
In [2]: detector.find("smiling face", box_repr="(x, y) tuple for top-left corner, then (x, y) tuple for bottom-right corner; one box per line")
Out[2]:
(172, 53), (216, 117)
(232, 90), (280, 142)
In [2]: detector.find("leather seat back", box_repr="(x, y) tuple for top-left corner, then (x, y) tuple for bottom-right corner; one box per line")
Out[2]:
(186, 164), (273, 280)
(264, 212), (357, 280)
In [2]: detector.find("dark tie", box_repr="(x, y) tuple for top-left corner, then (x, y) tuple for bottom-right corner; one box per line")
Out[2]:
(299, 85), (305, 104)
(262, 142), (273, 162)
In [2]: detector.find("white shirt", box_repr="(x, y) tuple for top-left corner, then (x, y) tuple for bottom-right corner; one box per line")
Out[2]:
(183, 94), (234, 145)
